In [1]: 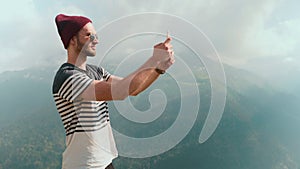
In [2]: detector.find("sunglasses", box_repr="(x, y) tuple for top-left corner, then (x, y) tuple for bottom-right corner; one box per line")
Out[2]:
(78, 33), (99, 41)
(88, 33), (99, 41)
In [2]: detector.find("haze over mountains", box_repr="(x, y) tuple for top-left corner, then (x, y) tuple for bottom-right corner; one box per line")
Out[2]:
(0, 62), (299, 169)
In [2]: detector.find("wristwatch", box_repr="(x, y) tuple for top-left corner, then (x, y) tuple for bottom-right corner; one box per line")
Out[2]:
(155, 68), (166, 74)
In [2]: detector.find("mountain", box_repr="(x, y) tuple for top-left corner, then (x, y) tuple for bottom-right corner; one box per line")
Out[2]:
(0, 67), (65, 169)
(0, 67), (54, 128)
(0, 63), (299, 169)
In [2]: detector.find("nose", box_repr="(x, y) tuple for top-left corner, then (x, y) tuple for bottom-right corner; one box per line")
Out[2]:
(92, 37), (99, 44)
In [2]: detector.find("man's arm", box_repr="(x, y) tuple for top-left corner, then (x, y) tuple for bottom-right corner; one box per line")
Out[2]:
(79, 36), (174, 101)
(107, 58), (161, 97)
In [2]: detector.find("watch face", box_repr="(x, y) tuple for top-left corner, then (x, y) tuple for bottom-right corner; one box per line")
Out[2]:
(155, 68), (165, 74)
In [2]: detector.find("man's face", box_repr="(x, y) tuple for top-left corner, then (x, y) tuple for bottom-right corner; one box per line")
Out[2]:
(75, 22), (99, 56)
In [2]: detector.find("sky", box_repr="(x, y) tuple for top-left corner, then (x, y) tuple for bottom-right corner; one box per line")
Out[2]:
(0, 0), (299, 90)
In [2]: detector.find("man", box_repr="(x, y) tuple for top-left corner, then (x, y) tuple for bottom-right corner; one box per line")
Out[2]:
(52, 14), (174, 169)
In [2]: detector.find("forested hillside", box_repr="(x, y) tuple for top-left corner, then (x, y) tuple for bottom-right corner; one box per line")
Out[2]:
(0, 65), (299, 169)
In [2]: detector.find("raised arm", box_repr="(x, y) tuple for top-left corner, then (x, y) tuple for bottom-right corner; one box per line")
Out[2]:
(80, 36), (175, 101)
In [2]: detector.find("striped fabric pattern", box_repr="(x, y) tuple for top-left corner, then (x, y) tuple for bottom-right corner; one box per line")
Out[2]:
(52, 63), (111, 136)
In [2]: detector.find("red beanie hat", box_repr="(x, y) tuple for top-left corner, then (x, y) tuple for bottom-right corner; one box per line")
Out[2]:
(55, 14), (92, 49)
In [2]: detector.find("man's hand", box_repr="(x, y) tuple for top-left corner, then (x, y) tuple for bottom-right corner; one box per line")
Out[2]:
(152, 33), (175, 71)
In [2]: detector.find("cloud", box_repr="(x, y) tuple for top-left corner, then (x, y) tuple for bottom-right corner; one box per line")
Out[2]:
(0, 1), (88, 73)
(92, 0), (296, 65)
(0, 0), (41, 72)
(241, 13), (300, 59)
(0, 0), (299, 77)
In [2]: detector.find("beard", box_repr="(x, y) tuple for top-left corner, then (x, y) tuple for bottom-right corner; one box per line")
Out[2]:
(76, 36), (96, 56)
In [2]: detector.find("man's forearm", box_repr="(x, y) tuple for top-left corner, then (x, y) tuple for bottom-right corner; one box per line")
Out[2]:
(113, 57), (161, 98)
(129, 67), (160, 96)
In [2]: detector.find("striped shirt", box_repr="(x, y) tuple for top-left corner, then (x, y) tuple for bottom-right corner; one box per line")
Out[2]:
(52, 63), (118, 169)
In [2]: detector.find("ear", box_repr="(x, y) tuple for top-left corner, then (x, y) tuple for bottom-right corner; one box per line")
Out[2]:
(69, 36), (77, 47)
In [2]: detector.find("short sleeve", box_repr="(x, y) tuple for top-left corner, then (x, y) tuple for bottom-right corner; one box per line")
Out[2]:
(101, 67), (111, 81)
(60, 73), (93, 101)
(54, 70), (93, 102)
